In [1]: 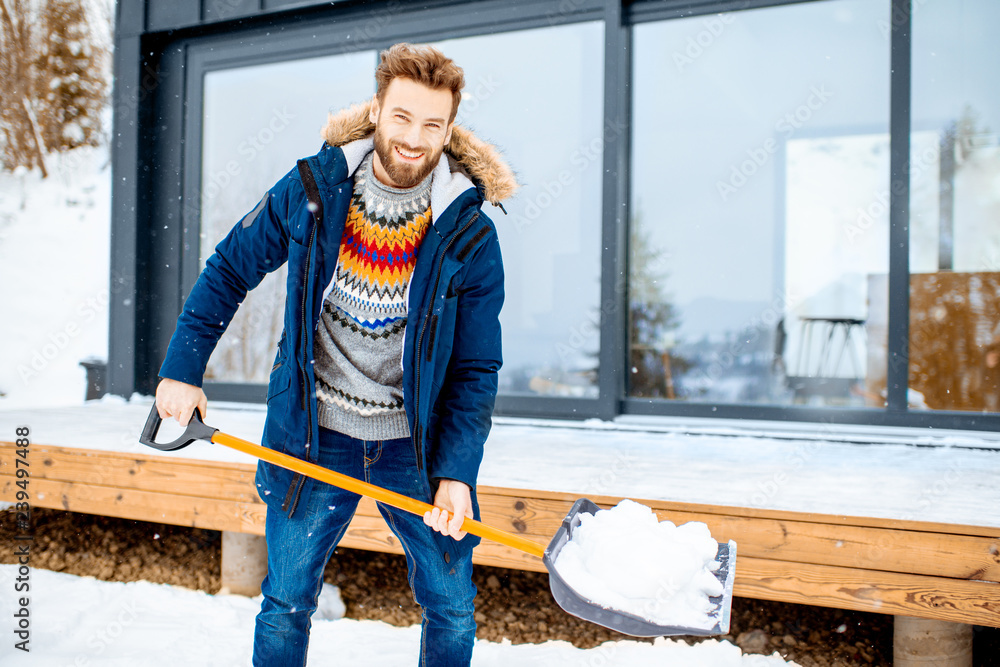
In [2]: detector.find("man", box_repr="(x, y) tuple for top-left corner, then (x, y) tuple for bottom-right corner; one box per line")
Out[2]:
(155, 43), (517, 665)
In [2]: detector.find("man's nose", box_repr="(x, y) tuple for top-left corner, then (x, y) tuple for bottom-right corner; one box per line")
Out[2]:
(402, 123), (423, 149)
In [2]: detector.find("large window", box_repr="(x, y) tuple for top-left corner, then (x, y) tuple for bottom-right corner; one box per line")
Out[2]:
(196, 22), (605, 397)
(114, 0), (1000, 429)
(907, 0), (1000, 412)
(628, 0), (890, 407)
(199, 52), (375, 383)
(430, 22), (606, 398)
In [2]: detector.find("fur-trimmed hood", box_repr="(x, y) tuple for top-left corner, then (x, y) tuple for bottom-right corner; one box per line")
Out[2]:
(320, 100), (518, 213)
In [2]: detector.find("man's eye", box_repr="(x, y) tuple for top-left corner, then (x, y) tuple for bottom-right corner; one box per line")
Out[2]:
(395, 114), (409, 122)
(427, 124), (440, 129)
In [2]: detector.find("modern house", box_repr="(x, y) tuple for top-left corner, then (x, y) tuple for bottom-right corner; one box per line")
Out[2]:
(109, 0), (1000, 435)
(7, 0), (993, 662)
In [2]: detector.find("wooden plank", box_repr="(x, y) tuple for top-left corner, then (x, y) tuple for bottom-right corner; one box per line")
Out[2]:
(472, 493), (1000, 583)
(4, 463), (998, 583)
(0, 444), (261, 503)
(735, 557), (1000, 628)
(5, 443), (998, 582)
(0, 476), (265, 535)
(663, 510), (1000, 584)
(6, 443), (998, 536)
(480, 484), (1000, 538)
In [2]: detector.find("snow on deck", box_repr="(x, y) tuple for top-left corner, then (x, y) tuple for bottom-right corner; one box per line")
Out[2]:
(2, 396), (999, 528)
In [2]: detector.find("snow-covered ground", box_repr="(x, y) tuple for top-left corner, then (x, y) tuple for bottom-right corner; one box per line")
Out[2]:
(0, 144), (111, 408)
(0, 565), (794, 666)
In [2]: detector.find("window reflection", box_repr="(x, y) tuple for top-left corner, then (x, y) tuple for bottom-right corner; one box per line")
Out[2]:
(199, 51), (374, 383)
(629, 0), (890, 406)
(430, 22), (605, 398)
(908, 0), (1000, 412)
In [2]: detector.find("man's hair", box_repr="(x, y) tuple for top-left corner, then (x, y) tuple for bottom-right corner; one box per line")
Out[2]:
(374, 43), (465, 125)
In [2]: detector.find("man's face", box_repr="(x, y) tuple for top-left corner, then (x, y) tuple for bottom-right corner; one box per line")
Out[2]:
(370, 77), (454, 189)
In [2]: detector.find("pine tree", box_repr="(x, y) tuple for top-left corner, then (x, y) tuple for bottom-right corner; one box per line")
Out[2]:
(36, 0), (107, 151)
(0, 0), (49, 173)
(628, 209), (685, 398)
(0, 0), (107, 172)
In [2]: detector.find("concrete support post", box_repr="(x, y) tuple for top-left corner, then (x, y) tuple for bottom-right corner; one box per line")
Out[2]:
(894, 616), (973, 666)
(221, 531), (268, 596)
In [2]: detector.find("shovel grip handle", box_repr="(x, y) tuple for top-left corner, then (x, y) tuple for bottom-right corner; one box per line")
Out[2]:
(139, 402), (218, 451)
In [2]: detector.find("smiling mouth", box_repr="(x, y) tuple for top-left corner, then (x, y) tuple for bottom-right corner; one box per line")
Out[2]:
(394, 145), (425, 161)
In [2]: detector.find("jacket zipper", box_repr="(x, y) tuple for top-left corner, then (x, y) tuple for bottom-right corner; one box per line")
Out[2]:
(284, 160), (323, 515)
(412, 211), (480, 473)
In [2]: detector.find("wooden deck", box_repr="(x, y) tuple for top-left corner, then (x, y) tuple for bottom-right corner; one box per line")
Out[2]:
(2, 441), (998, 629)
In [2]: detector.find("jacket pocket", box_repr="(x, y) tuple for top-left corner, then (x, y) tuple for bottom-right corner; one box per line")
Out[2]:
(429, 294), (459, 392)
(262, 355), (292, 453)
(266, 360), (290, 402)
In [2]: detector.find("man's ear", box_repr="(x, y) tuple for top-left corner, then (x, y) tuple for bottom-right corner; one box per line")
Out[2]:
(369, 94), (380, 125)
(444, 123), (454, 146)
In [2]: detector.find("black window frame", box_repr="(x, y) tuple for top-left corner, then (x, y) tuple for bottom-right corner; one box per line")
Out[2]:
(108, 0), (1000, 432)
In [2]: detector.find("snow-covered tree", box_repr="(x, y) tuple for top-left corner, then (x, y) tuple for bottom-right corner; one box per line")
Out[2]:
(628, 209), (685, 398)
(0, 0), (48, 173)
(35, 0), (107, 151)
(0, 0), (108, 173)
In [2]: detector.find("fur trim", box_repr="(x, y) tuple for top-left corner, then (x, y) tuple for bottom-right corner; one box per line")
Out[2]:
(320, 100), (519, 206)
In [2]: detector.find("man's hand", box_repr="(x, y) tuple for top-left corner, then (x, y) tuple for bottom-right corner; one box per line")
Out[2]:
(423, 479), (473, 540)
(155, 378), (208, 426)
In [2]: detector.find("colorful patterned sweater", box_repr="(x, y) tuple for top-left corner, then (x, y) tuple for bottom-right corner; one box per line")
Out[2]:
(313, 151), (433, 439)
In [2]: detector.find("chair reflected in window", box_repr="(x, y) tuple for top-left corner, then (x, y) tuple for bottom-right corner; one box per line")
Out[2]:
(774, 315), (867, 405)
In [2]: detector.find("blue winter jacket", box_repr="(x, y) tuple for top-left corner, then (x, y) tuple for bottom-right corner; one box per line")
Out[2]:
(158, 100), (517, 516)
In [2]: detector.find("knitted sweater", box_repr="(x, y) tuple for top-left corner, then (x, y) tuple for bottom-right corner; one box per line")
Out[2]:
(313, 151), (433, 439)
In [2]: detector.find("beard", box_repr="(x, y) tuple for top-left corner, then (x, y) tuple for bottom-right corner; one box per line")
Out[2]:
(372, 123), (444, 189)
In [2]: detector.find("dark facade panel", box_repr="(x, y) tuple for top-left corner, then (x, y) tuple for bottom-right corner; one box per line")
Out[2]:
(627, 0), (823, 22)
(117, 0), (146, 36)
(203, 0), (262, 22)
(262, 0), (331, 11)
(146, 0), (202, 32)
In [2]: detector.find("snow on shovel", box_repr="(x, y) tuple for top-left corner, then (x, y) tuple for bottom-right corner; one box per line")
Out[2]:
(139, 403), (737, 637)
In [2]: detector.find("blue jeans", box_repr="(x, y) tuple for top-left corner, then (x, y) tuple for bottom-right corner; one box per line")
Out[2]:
(252, 428), (478, 666)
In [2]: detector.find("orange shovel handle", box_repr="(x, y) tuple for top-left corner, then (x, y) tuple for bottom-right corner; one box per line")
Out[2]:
(212, 431), (546, 559)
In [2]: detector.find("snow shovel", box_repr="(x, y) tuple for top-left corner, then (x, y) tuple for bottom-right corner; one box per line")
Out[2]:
(139, 403), (736, 637)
